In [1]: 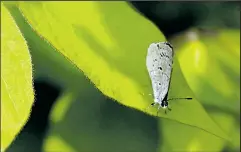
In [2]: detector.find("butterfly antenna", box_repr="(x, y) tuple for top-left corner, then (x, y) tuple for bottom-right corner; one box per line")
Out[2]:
(167, 97), (192, 101)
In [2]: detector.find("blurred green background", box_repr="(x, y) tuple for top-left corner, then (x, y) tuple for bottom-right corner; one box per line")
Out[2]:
(2, 1), (240, 152)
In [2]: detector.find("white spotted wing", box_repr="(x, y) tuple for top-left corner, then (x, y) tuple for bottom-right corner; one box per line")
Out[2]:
(146, 42), (174, 105)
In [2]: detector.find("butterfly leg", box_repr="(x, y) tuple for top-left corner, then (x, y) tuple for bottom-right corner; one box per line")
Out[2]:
(156, 105), (162, 116)
(164, 107), (172, 114)
(145, 102), (156, 112)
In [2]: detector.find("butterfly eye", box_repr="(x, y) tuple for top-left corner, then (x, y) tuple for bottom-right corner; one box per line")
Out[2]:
(161, 101), (165, 107)
(165, 102), (168, 106)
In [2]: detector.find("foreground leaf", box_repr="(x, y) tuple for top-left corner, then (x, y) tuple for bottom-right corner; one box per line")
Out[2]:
(16, 1), (164, 110)
(1, 3), (34, 151)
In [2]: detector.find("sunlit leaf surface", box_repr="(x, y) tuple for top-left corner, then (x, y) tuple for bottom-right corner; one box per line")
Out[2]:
(1, 3), (34, 151)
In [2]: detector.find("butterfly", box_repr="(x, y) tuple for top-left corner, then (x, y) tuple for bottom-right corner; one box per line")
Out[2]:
(146, 42), (192, 115)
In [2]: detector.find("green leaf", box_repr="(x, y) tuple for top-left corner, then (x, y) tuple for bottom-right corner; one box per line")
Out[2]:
(4, 3), (84, 89)
(14, 1), (230, 140)
(1, 3), (34, 151)
(158, 112), (236, 152)
(156, 56), (230, 140)
(176, 29), (240, 114)
(5, 4), (159, 151)
(173, 29), (240, 151)
(16, 1), (165, 109)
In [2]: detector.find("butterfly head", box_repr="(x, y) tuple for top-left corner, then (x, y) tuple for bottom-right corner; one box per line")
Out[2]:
(161, 100), (169, 109)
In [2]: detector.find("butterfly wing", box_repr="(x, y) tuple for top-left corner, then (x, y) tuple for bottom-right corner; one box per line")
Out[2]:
(146, 42), (174, 103)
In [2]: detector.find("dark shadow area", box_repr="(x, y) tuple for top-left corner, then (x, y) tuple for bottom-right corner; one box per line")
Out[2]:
(6, 80), (61, 152)
(130, 2), (195, 39)
(130, 2), (240, 38)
